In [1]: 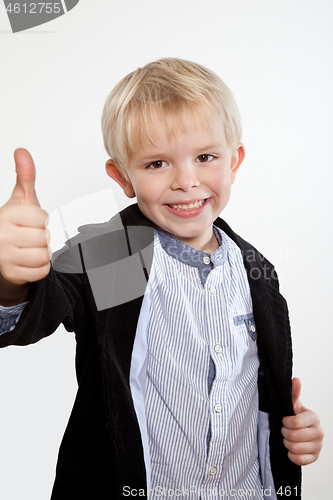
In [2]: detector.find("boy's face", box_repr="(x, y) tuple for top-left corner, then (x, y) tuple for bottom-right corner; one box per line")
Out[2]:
(106, 113), (245, 252)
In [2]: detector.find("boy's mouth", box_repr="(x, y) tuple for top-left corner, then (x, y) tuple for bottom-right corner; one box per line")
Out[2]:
(168, 199), (206, 211)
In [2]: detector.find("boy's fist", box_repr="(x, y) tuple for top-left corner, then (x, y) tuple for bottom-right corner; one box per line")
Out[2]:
(281, 378), (324, 466)
(0, 149), (51, 288)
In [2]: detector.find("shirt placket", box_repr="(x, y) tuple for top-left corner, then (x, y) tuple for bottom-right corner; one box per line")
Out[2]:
(200, 260), (232, 498)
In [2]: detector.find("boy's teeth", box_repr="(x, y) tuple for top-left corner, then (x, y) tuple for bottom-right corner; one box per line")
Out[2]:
(169, 199), (205, 210)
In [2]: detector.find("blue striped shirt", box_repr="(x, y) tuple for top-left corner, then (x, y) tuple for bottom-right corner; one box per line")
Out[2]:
(0, 302), (27, 334)
(145, 227), (263, 499)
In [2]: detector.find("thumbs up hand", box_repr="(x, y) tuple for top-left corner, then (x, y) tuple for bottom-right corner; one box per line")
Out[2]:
(0, 149), (50, 303)
(281, 378), (324, 465)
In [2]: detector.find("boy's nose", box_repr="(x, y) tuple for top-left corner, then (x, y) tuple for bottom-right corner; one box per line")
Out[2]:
(170, 164), (200, 192)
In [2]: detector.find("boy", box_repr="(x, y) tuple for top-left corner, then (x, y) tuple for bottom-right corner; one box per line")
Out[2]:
(0, 59), (323, 499)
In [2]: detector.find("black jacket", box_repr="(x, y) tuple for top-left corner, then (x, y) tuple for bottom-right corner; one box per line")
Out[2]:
(0, 203), (302, 499)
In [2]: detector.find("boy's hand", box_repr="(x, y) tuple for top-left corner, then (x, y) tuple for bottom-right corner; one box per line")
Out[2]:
(281, 377), (324, 466)
(0, 149), (50, 300)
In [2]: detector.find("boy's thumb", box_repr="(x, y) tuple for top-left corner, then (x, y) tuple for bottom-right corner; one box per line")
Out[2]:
(292, 377), (303, 414)
(11, 148), (40, 206)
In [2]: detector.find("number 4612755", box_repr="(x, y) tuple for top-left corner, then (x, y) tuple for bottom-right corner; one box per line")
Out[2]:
(6, 3), (62, 14)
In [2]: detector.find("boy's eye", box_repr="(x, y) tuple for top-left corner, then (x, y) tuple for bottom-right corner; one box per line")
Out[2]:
(196, 154), (215, 163)
(146, 160), (167, 169)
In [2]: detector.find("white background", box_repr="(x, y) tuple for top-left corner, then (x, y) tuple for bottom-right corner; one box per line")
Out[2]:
(0, 0), (332, 498)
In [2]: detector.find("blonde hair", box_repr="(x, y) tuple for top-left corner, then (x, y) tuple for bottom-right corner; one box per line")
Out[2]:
(101, 58), (242, 175)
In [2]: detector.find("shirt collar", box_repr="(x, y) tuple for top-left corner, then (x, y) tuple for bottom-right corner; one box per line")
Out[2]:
(156, 226), (227, 270)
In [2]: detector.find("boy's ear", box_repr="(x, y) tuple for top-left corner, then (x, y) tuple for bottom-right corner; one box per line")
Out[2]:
(105, 160), (136, 198)
(230, 143), (246, 184)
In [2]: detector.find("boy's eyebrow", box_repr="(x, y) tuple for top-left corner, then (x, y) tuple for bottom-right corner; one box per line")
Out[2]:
(136, 152), (170, 162)
(137, 144), (222, 162)
(193, 143), (222, 153)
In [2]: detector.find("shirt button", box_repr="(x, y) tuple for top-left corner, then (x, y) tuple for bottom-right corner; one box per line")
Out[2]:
(209, 466), (217, 476)
(203, 256), (211, 265)
(209, 286), (217, 295)
(214, 403), (222, 413)
(214, 344), (222, 354)
(249, 322), (256, 333)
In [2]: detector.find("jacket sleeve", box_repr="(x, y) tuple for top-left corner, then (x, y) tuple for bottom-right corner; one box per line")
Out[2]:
(0, 246), (92, 348)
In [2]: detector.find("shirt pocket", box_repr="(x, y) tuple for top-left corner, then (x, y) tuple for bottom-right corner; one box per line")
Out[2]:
(233, 313), (257, 341)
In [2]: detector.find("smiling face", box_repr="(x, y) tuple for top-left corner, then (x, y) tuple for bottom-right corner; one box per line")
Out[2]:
(106, 113), (245, 252)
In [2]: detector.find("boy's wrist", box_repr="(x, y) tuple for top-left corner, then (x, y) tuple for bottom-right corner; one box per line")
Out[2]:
(0, 271), (30, 306)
